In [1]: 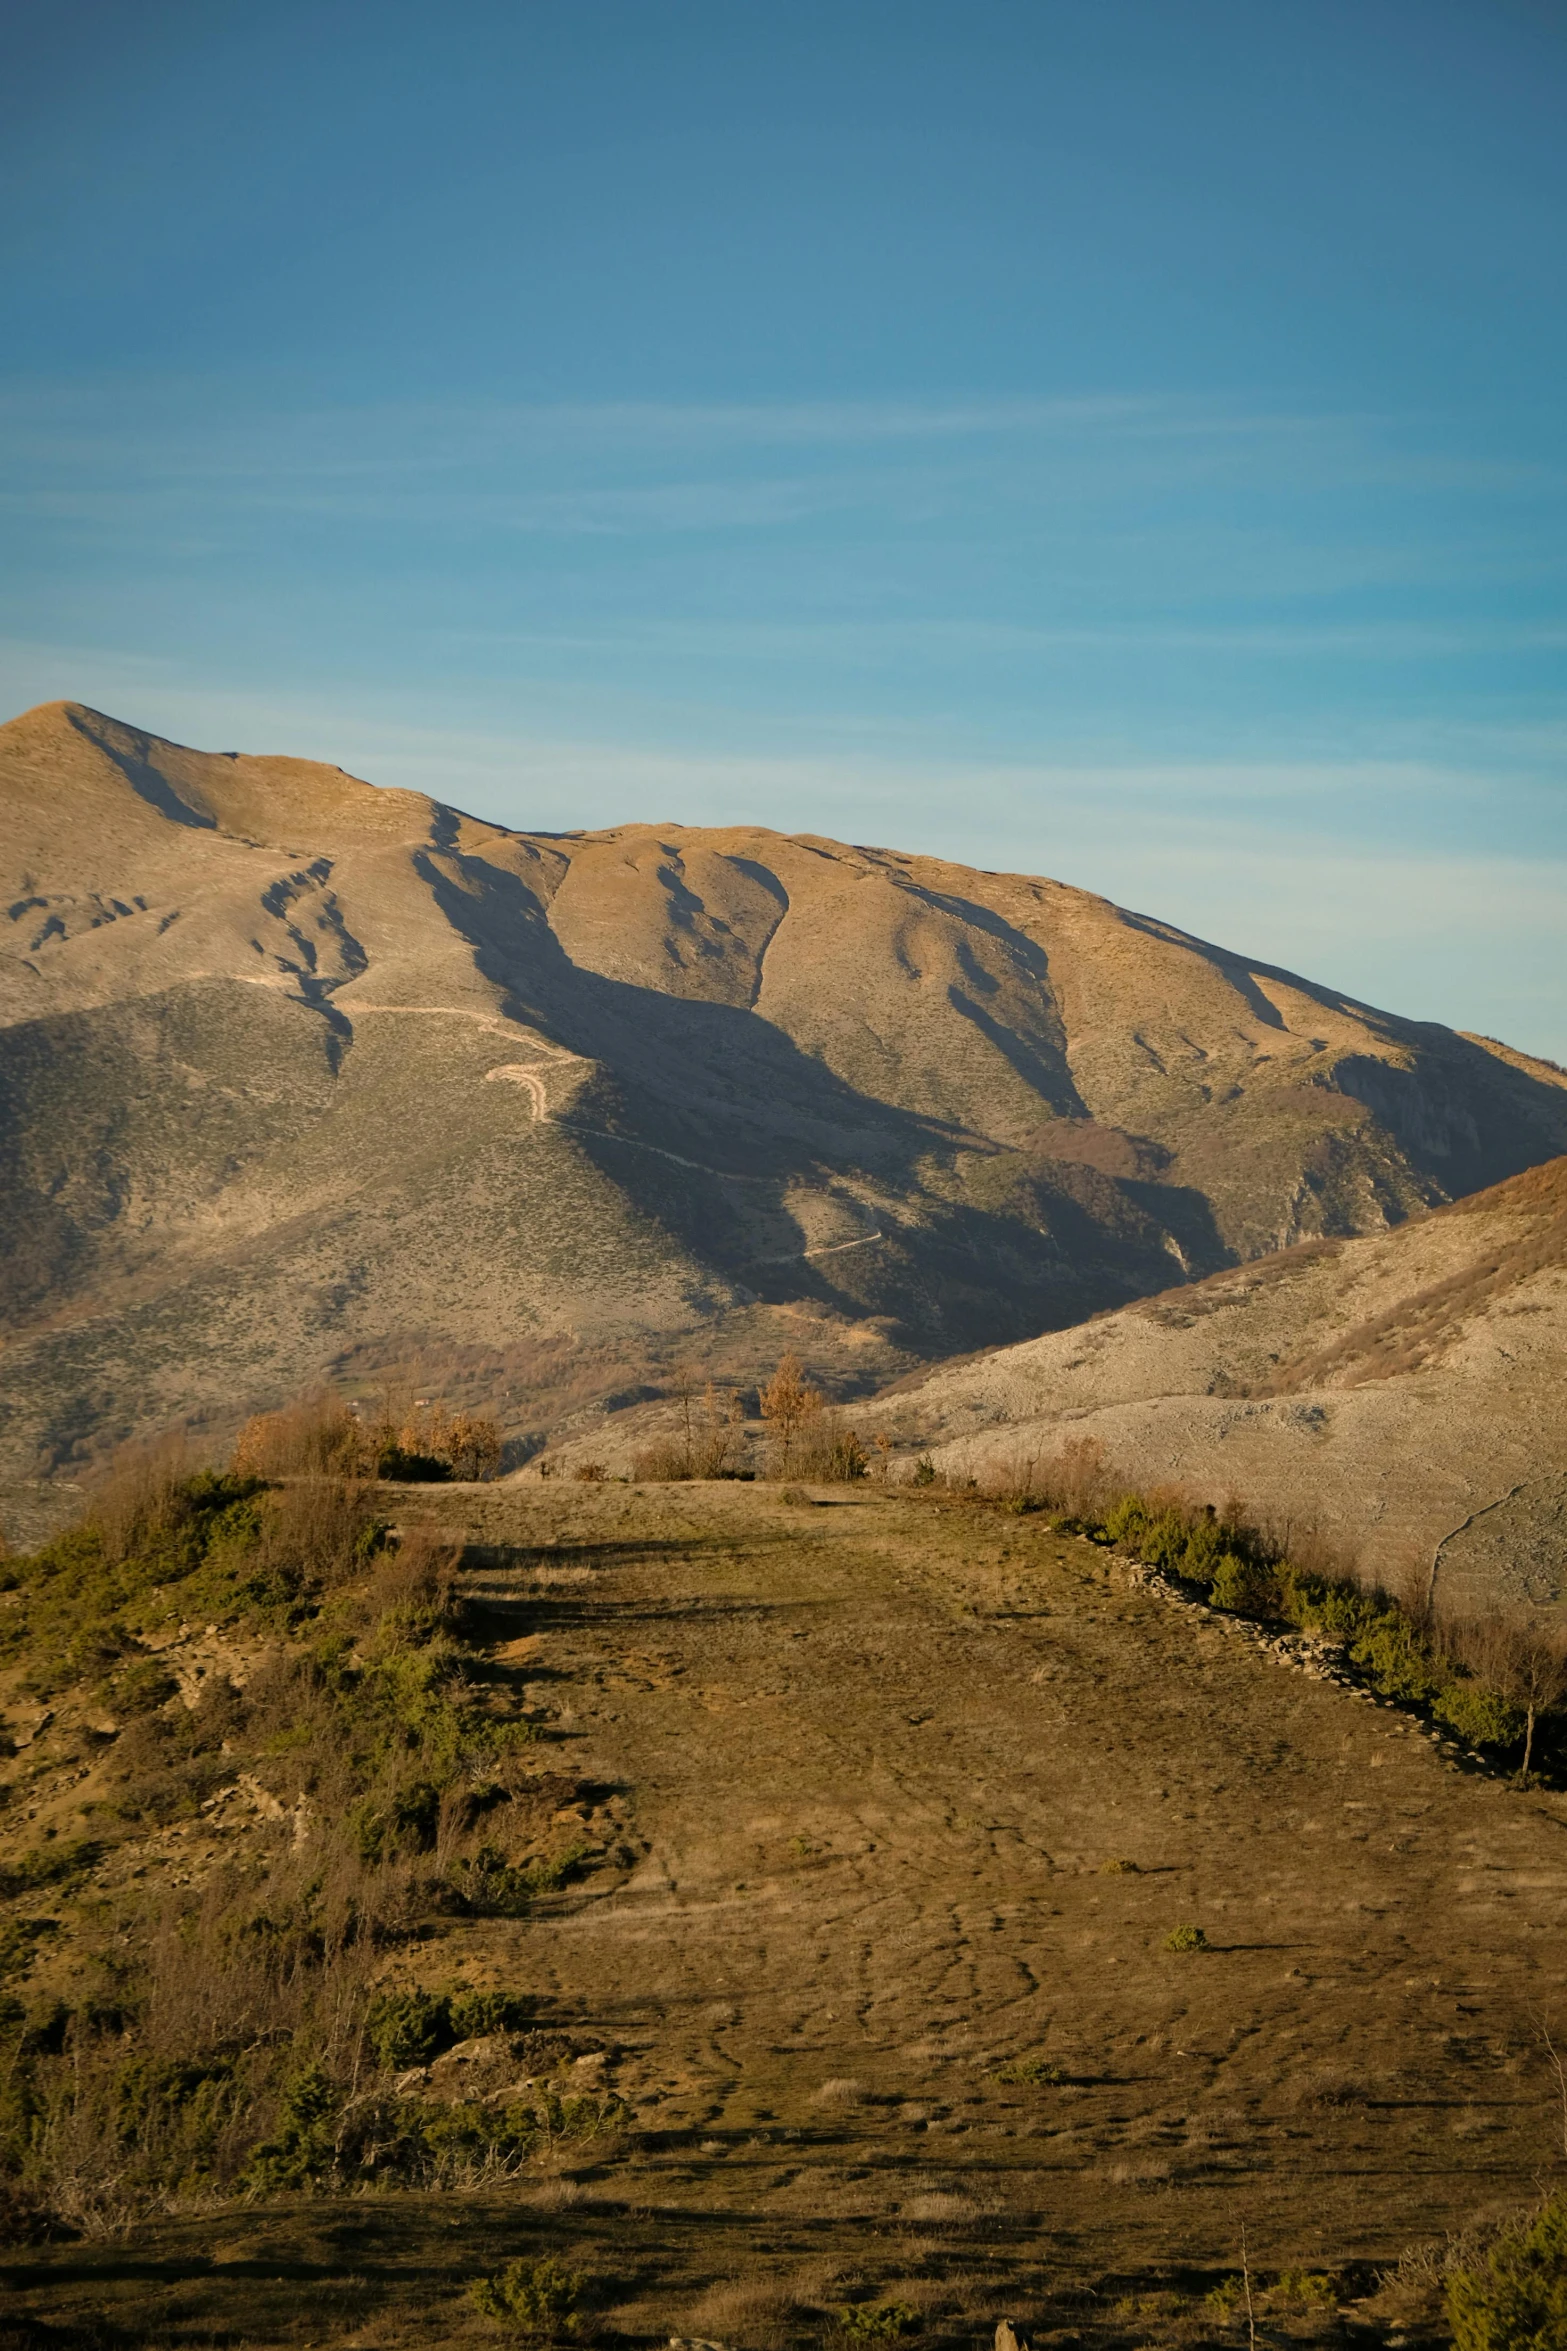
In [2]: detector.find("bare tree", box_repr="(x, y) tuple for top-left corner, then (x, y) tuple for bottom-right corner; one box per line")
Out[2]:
(696, 1381), (743, 1478)
(669, 1358), (697, 1478)
(1458, 1612), (1567, 1779)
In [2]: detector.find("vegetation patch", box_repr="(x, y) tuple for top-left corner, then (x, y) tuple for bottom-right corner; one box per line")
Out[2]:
(0, 1428), (621, 2231)
(961, 1442), (1567, 1780)
(470, 2253), (585, 2335)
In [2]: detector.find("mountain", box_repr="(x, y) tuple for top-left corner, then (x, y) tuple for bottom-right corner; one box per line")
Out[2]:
(4, 698), (1566, 1521)
(894, 1156), (1567, 1619)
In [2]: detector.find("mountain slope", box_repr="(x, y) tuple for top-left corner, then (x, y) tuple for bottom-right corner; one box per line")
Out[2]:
(4, 698), (1566, 1511)
(896, 1156), (1567, 1617)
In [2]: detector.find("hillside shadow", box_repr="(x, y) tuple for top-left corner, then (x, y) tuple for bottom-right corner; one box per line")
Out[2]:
(410, 847), (1226, 1349)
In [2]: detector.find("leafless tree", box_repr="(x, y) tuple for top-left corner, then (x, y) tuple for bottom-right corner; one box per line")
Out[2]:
(1457, 1611), (1567, 1779)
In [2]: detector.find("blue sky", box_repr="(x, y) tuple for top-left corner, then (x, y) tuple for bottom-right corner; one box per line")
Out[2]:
(3, 0), (1564, 1055)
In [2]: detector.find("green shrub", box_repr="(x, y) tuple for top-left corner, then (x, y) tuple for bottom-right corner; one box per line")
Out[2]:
(1271, 2272), (1338, 2310)
(376, 1444), (452, 1484)
(1447, 2194), (1567, 2351)
(365, 1985), (535, 2070)
(348, 1778), (442, 1866)
(1209, 1551), (1261, 1611)
(1180, 1514), (1232, 1582)
(449, 1844), (587, 1918)
(367, 1988), (453, 2070)
(1164, 1923), (1210, 1953)
(993, 2053), (1061, 2085)
(112, 2052), (239, 2183)
(0, 1917), (58, 1982)
(449, 1989), (534, 2041)
(105, 1656), (179, 1717)
(241, 2064), (341, 2191)
(1348, 1609), (1446, 1704)
(1435, 1680), (1526, 1749)
(836, 2304), (920, 2341)
(1082, 1476), (1550, 1769)
(913, 1456), (937, 1486)
(470, 2254), (583, 2335)
(0, 1840), (101, 1902)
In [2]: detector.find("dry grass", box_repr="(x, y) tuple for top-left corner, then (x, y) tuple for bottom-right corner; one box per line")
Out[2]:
(9, 1477), (1567, 2347)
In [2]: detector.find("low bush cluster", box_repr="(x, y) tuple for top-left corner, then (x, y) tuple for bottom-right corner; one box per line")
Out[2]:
(245, 2069), (629, 2196)
(364, 1984), (534, 2068)
(0, 1429), (614, 2231)
(967, 1443), (1567, 1778)
(758, 1354), (869, 1482)
(633, 1374), (748, 1482)
(1446, 2193), (1567, 2351)
(470, 2253), (585, 2335)
(234, 1392), (503, 1485)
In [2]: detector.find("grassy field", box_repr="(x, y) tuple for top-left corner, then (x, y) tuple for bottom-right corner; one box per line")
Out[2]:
(5, 1479), (1567, 2348)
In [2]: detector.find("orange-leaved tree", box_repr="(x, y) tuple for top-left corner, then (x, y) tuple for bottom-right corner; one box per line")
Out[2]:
(759, 1352), (822, 1475)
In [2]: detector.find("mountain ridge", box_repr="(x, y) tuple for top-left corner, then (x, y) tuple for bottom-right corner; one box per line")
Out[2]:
(890, 1153), (1567, 1617)
(4, 697), (1566, 1523)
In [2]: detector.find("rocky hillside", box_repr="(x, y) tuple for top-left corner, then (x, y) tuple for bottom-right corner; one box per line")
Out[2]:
(891, 1157), (1567, 1618)
(5, 698), (1566, 1522)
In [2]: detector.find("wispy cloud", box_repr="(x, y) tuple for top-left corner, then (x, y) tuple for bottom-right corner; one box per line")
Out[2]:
(439, 614), (1567, 661)
(3, 381), (1560, 503)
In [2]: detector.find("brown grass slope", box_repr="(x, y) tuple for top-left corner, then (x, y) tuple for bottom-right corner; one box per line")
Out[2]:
(894, 1159), (1567, 1617)
(10, 1481), (1567, 2348)
(4, 699), (1566, 1517)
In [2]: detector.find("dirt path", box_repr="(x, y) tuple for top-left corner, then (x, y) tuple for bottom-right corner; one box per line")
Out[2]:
(12, 1481), (1567, 2348)
(447, 1486), (1567, 2284)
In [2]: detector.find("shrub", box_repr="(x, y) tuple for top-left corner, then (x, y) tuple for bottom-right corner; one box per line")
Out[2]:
(235, 1393), (503, 1486)
(1209, 1551), (1262, 1612)
(112, 2052), (240, 2181)
(1435, 1680), (1526, 1749)
(0, 1840), (100, 1902)
(1347, 1608), (1446, 1705)
(447, 1415), (504, 1482)
(993, 2054), (1061, 2085)
(349, 1778), (442, 1866)
(376, 1444), (452, 1484)
(1164, 1923), (1210, 1953)
(1446, 2194), (1567, 2351)
(913, 1455), (937, 1487)
(635, 1379), (746, 1481)
(233, 1394), (367, 1478)
(835, 2304), (920, 2341)
(470, 2254), (584, 2336)
(449, 1989), (534, 2041)
(792, 1413), (869, 1483)
(241, 2064), (342, 2191)
(449, 1845), (587, 1917)
(367, 1987), (453, 2070)
(364, 1983), (535, 2071)
(632, 1440), (692, 1482)
(1035, 1467), (1562, 1772)
(105, 1655), (179, 1717)
(1271, 2272), (1338, 2309)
